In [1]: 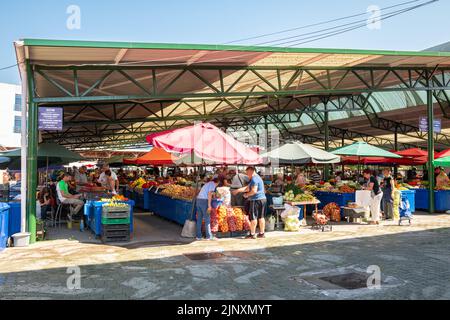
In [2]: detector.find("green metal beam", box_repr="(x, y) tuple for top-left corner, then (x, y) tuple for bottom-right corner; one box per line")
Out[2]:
(427, 88), (435, 214)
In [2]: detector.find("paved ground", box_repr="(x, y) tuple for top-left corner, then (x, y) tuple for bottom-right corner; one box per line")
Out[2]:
(1, 212), (450, 300)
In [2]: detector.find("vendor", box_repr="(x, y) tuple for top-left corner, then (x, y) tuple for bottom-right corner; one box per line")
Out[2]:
(75, 166), (88, 191)
(104, 170), (118, 195)
(309, 169), (322, 185)
(295, 170), (307, 186)
(362, 169), (383, 225)
(436, 168), (450, 188)
(99, 164), (119, 194)
(56, 173), (84, 221)
(271, 173), (285, 194)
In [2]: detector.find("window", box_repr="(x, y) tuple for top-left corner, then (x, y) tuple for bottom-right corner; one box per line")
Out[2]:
(13, 116), (21, 133)
(14, 94), (22, 112)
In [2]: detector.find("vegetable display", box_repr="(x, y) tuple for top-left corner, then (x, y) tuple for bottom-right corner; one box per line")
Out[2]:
(323, 202), (341, 222)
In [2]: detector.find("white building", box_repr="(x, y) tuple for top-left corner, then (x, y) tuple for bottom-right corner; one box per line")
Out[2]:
(0, 83), (22, 149)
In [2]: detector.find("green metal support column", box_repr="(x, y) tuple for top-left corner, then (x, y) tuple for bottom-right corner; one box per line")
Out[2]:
(324, 104), (330, 181)
(427, 88), (435, 214)
(394, 125), (398, 177)
(26, 61), (37, 243)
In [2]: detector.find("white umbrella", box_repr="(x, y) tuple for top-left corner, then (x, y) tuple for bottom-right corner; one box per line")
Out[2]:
(262, 142), (341, 165)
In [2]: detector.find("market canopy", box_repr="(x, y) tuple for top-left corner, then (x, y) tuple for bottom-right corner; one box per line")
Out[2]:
(14, 39), (450, 152)
(394, 148), (428, 158)
(331, 141), (402, 158)
(147, 123), (262, 165)
(262, 142), (340, 164)
(0, 143), (84, 169)
(0, 157), (10, 164)
(434, 156), (450, 167)
(133, 147), (178, 166)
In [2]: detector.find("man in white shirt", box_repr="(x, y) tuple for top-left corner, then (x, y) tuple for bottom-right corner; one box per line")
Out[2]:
(74, 166), (88, 191)
(98, 164), (119, 193)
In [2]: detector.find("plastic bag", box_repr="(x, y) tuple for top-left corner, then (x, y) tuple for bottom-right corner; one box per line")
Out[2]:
(284, 215), (301, 232)
(281, 204), (300, 220)
(181, 219), (196, 238)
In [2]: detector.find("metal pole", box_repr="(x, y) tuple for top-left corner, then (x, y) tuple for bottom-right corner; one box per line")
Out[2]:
(26, 61), (37, 243)
(19, 59), (28, 234)
(324, 103), (330, 181)
(394, 125), (398, 177)
(427, 88), (435, 214)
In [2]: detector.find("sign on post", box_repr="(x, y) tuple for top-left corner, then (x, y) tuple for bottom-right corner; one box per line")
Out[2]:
(433, 119), (442, 133)
(419, 117), (428, 132)
(38, 107), (63, 131)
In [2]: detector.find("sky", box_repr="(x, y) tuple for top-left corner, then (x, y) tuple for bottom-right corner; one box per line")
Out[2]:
(0, 0), (449, 84)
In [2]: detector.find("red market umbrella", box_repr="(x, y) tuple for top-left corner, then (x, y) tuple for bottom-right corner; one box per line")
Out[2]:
(341, 156), (427, 166)
(134, 148), (178, 165)
(394, 148), (428, 158)
(436, 149), (450, 159)
(147, 123), (262, 165)
(123, 158), (138, 165)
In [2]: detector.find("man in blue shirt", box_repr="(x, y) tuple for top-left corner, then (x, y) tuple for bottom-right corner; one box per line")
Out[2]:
(233, 167), (267, 239)
(195, 177), (219, 240)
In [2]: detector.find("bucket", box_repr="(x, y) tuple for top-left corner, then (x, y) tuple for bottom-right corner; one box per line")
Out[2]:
(12, 232), (30, 247)
(265, 216), (275, 232)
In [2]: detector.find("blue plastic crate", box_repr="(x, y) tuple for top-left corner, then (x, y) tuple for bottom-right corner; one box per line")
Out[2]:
(143, 188), (150, 211)
(86, 200), (134, 236)
(7, 201), (21, 237)
(0, 203), (10, 251)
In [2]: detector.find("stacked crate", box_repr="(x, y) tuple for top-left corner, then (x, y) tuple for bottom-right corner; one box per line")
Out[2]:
(101, 204), (131, 243)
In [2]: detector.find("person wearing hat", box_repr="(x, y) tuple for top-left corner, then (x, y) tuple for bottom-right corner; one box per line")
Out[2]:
(233, 167), (267, 239)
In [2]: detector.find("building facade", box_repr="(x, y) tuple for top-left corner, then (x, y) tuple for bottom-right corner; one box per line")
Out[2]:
(0, 83), (22, 149)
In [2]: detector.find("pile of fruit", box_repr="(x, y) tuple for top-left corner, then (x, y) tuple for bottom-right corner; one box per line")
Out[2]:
(302, 185), (318, 192)
(112, 194), (128, 201)
(214, 205), (249, 233)
(317, 182), (335, 192)
(129, 177), (146, 189)
(101, 199), (129, 208)
(284, 190), (316, 202)
(323, 202), (341, 222)
(338, 185), (355, 193)
(217, 206), (229, 233)
(142, 181), (159, 189)
(159, 184), (196, 200)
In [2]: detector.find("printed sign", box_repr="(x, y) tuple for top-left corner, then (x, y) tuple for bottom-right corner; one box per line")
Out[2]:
(38, 107), (63, 131)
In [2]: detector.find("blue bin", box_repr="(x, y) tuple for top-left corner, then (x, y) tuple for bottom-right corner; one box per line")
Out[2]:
(435, 190), (450, 212)
(0, 203), (10, 251)
(7, 202), (21, 237)
(414, 188), (429, 210)
(143, 188), (150, 211)
(400, 190), (416, 213)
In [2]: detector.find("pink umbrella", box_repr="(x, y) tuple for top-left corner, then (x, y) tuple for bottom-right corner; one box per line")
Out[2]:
(146, 123), (262, 165)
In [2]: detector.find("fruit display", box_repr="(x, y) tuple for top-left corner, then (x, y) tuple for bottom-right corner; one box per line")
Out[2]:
(317, 182), (334, 192)
(226, 207), (237, 232)
(338, 185), (356, 193)
(217, 206), (229, 233)
(159, 184), (196, 201)
(112, 194), (129, 202)
(302, 185), (318, 192)
(129, 177), (146, 189)
(284, 183), (303, 195)
(233, 207), (245, 231)
(101, 200), (129, 208)
(284, 190), (317, 202)
(142, 181), (159, 189)
(323, 202), (341, 222)
(210, 207), (219, 233)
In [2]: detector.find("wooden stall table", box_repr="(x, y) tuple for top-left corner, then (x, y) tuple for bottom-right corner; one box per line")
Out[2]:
(285, 199), (321, 225)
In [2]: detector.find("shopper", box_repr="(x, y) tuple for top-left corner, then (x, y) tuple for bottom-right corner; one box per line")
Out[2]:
(363, 169), (383, 225)
(56, 173), (84, 220)
(104, 170), (118, 195)
(37, 187), (53, 221)
(195, 177), (219, 240)
(230, 170), (249, 206)
(382, 168), (395, 220)
(233, 167), (267, 239)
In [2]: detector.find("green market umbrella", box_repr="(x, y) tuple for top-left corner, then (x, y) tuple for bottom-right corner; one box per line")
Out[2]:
(434, 156), (450, 167)
(331, 141), (401, 174)
(0, 143), (84, 170)
(331, 141), (402, 158)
